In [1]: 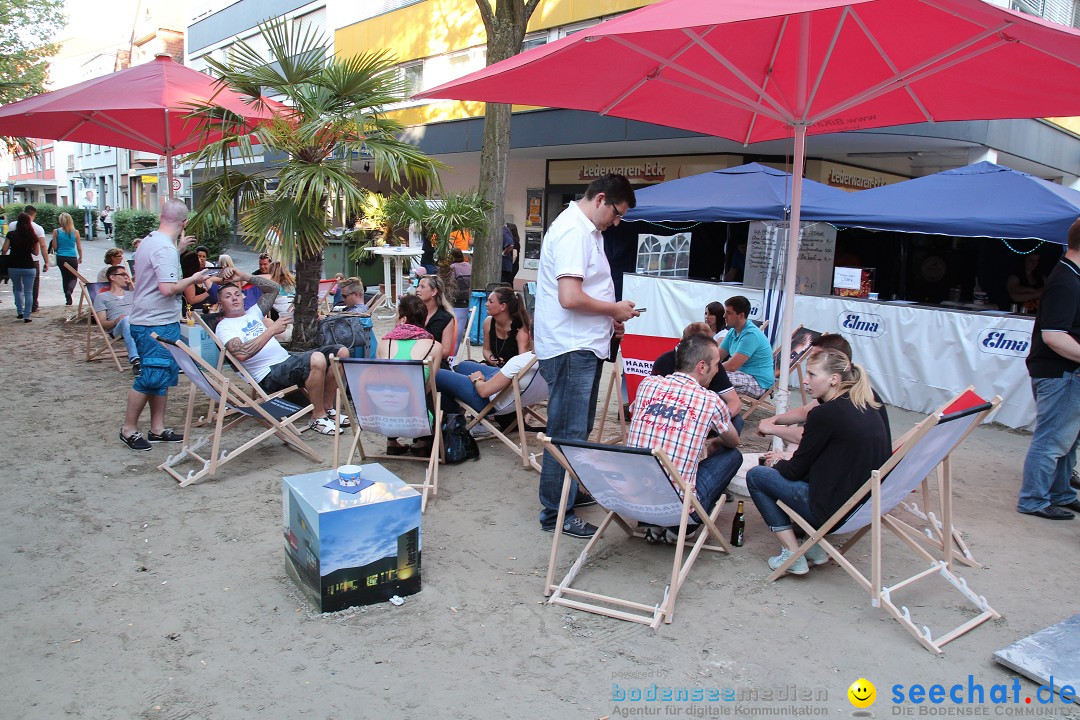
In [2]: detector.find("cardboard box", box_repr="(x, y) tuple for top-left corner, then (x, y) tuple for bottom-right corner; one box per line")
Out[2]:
(283, 464), (421, 613)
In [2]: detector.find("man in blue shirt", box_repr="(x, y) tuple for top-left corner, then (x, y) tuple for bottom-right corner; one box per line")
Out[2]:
(718, 295), (774, 398)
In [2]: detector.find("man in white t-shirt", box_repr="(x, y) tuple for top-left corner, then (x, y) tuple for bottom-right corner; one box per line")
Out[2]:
(533, 174), (640, 538)
(215, 272), (350, 436)
(24, 205), (48, 313)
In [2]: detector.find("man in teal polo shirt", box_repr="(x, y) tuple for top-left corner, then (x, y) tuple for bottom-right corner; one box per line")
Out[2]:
(718, 295), (774, 398)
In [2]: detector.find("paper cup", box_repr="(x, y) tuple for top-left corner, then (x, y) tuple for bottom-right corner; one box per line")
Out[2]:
(337, 464), (363, 486)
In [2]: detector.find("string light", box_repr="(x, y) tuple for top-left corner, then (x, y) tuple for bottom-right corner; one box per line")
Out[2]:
(625, 221), (703, 231)
(1000, 239), (1045, 255)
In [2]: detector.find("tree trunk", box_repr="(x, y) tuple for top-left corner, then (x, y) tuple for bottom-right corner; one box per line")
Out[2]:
(474, 0), (537, 290)
(477, 101), (510, 289)
(292, 251), (324, 349)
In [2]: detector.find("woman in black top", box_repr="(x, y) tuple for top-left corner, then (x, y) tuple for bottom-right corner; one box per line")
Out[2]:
(746, 348), (890, 575)
(481, 286), (532, 367)
(181, 251), (211, 312)
(2, 213), (48, 321)
(416, 275), (456, 367)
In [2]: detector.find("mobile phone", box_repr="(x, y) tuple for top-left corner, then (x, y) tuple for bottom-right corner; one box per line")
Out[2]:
(635, 307), (647, 313)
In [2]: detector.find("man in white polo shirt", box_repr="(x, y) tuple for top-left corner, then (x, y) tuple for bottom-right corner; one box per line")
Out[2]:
(534, 174), (639, 538)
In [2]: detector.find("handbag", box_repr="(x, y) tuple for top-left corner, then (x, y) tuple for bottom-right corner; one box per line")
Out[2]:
(441, 413), (480, 464)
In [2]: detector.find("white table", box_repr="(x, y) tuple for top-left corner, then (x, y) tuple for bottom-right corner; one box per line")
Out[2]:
(370, 246), (423, 312)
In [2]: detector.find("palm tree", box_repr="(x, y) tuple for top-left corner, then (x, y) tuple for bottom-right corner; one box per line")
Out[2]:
(185, 18), (443, 347)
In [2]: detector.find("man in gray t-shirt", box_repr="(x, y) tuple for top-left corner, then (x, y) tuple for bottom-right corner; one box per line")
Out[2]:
(119, 200), (209, 452)
(93, 265), (140, 370)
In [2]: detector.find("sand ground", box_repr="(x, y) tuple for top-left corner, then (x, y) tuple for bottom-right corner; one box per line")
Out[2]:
(1, 253), (1078, 719)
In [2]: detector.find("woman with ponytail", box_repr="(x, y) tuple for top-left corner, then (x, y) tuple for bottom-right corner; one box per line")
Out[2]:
(481, 285), (532, 367)
(746, 348), (890, 576)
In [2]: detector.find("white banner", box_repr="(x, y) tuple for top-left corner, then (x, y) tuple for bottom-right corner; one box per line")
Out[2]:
(623, 274), (1035, 430)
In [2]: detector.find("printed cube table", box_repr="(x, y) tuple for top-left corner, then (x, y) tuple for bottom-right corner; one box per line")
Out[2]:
(283, 464), (421, 613)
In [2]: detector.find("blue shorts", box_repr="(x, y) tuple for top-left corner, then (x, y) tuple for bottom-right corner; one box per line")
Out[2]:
(131, 323), (180, 396)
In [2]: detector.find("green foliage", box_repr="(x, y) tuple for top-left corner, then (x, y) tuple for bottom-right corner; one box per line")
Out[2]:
(424, 191), (494, 264)
(186, 16), (445, 266)
(193, 213), (232, 258)
(113, 209), (158, 249)
(1, 202), (96, 233)
(0, 0), (65, 153)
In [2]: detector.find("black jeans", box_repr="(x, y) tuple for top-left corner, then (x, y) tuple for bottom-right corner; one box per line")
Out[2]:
(56, 256), (78, 302)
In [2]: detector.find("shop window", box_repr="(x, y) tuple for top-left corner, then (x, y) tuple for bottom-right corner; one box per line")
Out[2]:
(400, 61), (424, 97)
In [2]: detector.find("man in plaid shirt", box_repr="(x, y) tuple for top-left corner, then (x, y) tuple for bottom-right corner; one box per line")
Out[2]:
(628, 333), (742, 535)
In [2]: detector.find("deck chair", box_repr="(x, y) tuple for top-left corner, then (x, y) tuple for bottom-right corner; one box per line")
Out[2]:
(317, 279), (338, 313)
(767, 397), (1002, 654)
(591, 353), (628, 445)
(739, 325), (815, 418)
(67, 263), (102, 324)
(889, 386), (994, 568)
(69, 265), (127, 371)
(448, 305), (476, 367)
(330, 357), (443, 513)
(462, 354), (548, 470)
(152, 334), (321, 487)
(540, 434), (732, 628)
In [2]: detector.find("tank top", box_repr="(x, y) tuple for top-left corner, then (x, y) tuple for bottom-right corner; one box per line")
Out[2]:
(55, 229), (78, 257)
(487, 321), (520, 366)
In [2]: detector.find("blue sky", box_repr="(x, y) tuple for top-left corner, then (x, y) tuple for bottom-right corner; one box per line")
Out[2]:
(318, 497), (421, 576)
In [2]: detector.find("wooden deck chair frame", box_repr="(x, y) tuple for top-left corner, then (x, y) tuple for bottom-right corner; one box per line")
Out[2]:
(461, 354), (547, 471)
(67, 263), (100, 324)
(885, 386), (994, 569)
(767, 398), (1002, 654)
(153, 334), (321, 487)
(540, 434), (732, 628)
(592, 354), (628, 445)
(449, 305), (477, 367)
(317, 279), (338, 313)
(739, 324), (809, 419)
(69, 264), (127, 371)
(330, 356), (443, 513)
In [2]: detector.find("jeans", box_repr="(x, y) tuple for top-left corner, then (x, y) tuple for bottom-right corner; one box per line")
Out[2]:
(746, 465), (817, 532)
(56, 256), (78, 301)
(693, 447), (744, 519)
(435, 361), (500, 413)
(537, 350), (604, 526)
(1018, 370), (1080, 513)
(111, 317), (140, 361)
(9, 267), (35, 316)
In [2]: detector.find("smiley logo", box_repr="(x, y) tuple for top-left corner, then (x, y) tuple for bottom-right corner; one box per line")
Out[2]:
(848, 678), (876, 708)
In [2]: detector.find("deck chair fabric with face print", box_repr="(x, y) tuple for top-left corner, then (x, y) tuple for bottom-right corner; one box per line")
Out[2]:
(152, 335), (321, 487)
(69, 265), (127, 371)
(462, 354), (548, 471)
(767, 398), (1002, 654)
(330, 357), (443, 513)
(540, 434), (732, 629)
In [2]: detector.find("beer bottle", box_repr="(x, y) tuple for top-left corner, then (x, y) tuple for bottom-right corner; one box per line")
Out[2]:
(730, 500), (745, 547)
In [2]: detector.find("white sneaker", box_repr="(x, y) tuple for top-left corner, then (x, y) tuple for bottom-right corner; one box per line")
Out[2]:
(768, 547), (809, 575)
(309, 417), (340, 435)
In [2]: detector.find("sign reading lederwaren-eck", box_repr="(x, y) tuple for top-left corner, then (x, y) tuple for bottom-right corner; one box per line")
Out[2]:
(547, 154), (742, 186)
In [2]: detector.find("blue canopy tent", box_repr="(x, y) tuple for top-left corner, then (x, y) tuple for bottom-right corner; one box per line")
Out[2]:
(622, 162), (848, 223)
(621, 163), (848, 346)
(813, 162), (1078, 245)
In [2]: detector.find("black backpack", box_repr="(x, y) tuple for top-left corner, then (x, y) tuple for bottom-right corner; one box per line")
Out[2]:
(318, 313), (371, 352)
(441, 413), (480, 464)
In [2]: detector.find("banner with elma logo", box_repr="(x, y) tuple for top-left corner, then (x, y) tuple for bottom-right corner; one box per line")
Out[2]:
(622, 274), (1036, 429)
